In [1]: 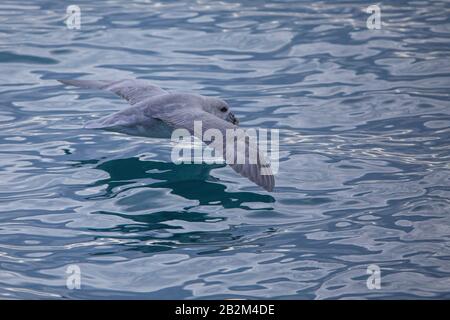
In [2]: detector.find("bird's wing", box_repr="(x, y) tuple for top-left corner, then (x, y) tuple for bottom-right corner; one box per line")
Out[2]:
(154, 109), (275, 192)
(58, 79), (168, 105)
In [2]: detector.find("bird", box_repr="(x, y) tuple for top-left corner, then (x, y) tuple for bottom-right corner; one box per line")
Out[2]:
(58, 79), (275, 191)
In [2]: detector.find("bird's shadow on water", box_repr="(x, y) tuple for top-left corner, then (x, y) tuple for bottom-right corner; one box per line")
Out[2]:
(84, 156), (275, 208)
(74, 156), (276, 254)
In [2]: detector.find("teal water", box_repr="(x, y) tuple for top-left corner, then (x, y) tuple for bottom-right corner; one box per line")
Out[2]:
(1, 0), (450, 299)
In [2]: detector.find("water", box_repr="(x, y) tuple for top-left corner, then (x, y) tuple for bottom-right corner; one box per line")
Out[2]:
(1, 0), (450, 299)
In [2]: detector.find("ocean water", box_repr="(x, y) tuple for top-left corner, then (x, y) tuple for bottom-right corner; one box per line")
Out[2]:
(1, 0), (450, 299)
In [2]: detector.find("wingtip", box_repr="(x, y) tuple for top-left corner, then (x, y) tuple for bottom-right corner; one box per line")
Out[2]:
(262, 175), (275, 192)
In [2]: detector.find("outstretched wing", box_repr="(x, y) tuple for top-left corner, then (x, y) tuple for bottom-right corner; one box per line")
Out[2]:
(58, 79), (168, 105)
(155, 109), (275, 192)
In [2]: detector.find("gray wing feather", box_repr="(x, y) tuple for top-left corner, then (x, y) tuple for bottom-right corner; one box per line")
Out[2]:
(155, 109), (275, 192)
(58, 79), (168, 105)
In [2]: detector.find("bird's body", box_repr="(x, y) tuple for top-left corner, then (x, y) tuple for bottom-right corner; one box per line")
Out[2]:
(59, 79), (275, 191)
(85, 93), (209, 138)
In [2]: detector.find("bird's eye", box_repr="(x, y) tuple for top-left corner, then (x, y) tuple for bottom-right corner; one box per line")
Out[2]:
(220, 107), (228, 112)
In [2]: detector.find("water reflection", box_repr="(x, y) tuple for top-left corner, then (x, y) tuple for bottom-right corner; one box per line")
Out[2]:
(74, 156), (277, 254)
(89, 157), (275, 207)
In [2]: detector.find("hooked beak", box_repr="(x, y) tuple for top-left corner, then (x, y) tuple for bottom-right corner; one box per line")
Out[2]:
(227, 112), (239, 125)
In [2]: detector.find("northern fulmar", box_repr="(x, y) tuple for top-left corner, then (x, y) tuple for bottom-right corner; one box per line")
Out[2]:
(59, 79), (275, 191)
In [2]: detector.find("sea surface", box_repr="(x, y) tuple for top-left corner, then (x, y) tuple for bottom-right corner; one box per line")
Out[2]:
(1, 0), (450, 299)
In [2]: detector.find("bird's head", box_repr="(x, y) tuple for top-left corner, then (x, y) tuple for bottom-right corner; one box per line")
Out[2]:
(203, 97), (239, 125)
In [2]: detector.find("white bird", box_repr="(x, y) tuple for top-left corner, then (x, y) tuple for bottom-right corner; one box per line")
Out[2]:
(58, 79), (275, 191)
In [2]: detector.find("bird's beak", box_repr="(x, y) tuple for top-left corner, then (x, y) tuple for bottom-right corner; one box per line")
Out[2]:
(227, 112), (239, 125)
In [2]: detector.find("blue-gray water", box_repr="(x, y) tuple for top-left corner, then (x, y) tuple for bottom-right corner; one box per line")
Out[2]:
(1, 0), (450, 299)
